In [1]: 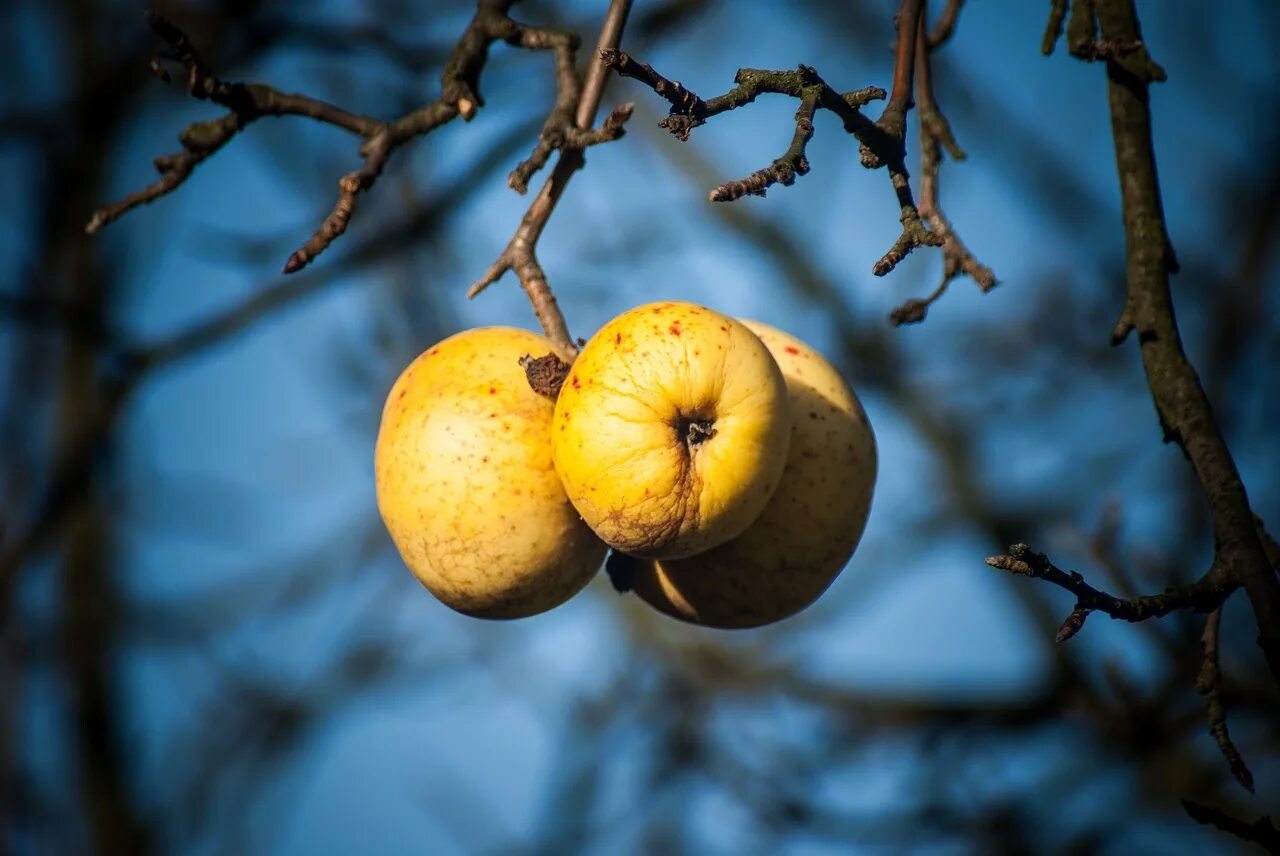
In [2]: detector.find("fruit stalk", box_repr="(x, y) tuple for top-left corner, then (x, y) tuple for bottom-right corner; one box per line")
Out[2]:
(467, 0), (635, 356)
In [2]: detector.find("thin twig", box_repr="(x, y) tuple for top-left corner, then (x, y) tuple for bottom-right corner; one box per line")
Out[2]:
(1195, 607), (1254, 792)
(984, 543), (1231, 632)
(600, 47), (947, 279)
(1182, 801), (1280, 854)
(1041, 0), (1068, 55)
(284, 0), (584, 273)
(1063, 0), (1166, 78)
(467, 0), (635, 354)
(85, 13), (378, 236)
(865, 0), (944, 277)
(708, 75), (819, 202)
(891, 2), (995, 325)
(926, 0), (966, 48)
(602, 51), (886, 147)
(87, 2), (628, 278)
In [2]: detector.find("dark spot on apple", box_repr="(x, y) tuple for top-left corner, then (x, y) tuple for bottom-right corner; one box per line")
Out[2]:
(615, 333), (622, 345)
(669, 322), (682, 336)
(572, 376), (581, 389)
(784, 346), (800, 355)
(676, 415), (717, 447)
(809, 412), (818, 419)
(488, 387), (496, 395)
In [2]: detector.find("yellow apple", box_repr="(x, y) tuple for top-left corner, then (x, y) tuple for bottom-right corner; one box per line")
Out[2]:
(552, 301), (791, 559)
(375, 327), (606, 619)
(629, 320), (877, 628)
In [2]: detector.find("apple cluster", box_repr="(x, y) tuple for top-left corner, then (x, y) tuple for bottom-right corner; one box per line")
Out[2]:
(374, 301), (876, 628)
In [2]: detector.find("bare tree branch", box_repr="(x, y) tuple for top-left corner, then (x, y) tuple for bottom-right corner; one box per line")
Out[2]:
(892, 0), (996, 325)
(1092, 0), (1280, 689)
(926, 0), (966, 48)
(597, 0), (1003, 294)
(467, 0), (636, 354)
(1182, 801), (1280, 854)
(862, 0), (946, 277)
(1195, 607), (1254, 792)
(1041, 0), (1069, 55)
(86, 2), (632, 283)
(85, 12), (379, 237)
(601, 46), (945, 279)
(985, 543), (1231, 629)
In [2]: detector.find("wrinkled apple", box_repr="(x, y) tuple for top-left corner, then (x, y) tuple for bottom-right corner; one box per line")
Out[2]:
(552, 302), (791, 560)
(375, 327), (606, 618)
(629, 320), (877, 628)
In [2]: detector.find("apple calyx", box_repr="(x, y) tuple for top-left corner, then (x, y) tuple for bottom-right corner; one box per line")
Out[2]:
(676, 415), (717, 447)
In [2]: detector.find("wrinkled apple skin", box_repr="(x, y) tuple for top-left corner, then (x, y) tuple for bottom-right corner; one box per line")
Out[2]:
(552, 302), (791, 560)
(376, 327), (606, 619)
(631, 320), (877, 628)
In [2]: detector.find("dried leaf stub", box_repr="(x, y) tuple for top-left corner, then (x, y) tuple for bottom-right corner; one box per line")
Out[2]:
(520, 352), (571, 398)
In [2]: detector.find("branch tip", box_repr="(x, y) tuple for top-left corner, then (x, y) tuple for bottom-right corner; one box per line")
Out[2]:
(1055, 608), (1090, 642)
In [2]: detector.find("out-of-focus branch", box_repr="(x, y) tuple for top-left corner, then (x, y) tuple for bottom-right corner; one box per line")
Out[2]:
(0, 107), (540, 632)
(467, 0), (635, 354)
(985, 544), (1231, 637)
(1041, 0), (1165, 80)
(1195, 608), (1254, 792)
(85, 12), (379, 239)
(892, 2), (996, 325)
(926, 0), (965, 48)
(1182, 801), (1280, 854)
(1041, 0), (1068, 55)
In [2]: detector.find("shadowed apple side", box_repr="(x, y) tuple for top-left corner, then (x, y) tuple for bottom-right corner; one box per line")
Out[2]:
(629, 320), (877, 629)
